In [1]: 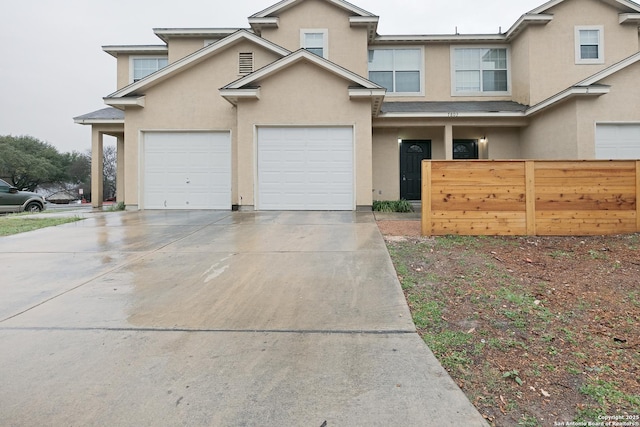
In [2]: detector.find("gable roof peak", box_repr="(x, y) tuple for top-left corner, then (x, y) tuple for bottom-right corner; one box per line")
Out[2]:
(528, 0), (640, 15)
(251, 0), (377, 18)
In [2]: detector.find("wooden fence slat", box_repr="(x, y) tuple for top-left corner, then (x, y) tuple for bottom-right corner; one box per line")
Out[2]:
(526, 161), (536, 235)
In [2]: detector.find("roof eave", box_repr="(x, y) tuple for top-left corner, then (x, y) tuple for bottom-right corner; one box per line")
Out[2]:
(74, 118), (126, 125)
(349, 88), (386, 116)
(248, 17), (279, 34)
(619, 13), (640, 23)
(104, 96), (146, 110)
(526, 86), (610, 116)
(219, 88), (261, 105)
(102, 45), (168, 58)
(576, 51), (640, 86)
(377, 111), (526, 119)
(373, 34), (507, 44)
(153, 28), (248, 43)
(505, 14), (554, 41)
(349, 16), (379, 42)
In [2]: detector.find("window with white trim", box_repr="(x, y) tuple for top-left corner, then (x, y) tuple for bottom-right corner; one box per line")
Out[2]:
(452, 47), (509, 95)
(301, 29), (328, 58)
(368, 48), (423, 95)
(575, 26), (604, 64)
(131, 57), (168, 82)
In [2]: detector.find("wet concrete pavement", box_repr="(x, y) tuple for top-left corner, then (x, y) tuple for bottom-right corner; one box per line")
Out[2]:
(0, 211), (487, 426)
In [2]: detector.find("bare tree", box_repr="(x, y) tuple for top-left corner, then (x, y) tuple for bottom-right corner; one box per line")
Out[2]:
(103, 145), (117, 200)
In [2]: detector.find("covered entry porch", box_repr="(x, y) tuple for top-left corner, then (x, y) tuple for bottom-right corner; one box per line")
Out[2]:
(372, 115), (528, 201)
(73, 108), (125, 209)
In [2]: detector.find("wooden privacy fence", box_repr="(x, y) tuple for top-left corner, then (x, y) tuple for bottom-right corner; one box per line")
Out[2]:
(421, 160), (640, 236)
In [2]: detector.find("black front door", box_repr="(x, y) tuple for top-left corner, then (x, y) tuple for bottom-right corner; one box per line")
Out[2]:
(400, 140), (431, 200)
(453, 139), (479, 159)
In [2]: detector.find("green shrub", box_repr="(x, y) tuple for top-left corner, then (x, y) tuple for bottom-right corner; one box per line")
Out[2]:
(373, 200), (414, 213)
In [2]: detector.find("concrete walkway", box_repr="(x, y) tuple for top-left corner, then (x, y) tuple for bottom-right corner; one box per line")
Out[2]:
(0, 211), (487, 426)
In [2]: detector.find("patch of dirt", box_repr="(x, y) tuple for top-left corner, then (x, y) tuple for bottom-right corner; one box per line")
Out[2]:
(379, 219), (640, 427)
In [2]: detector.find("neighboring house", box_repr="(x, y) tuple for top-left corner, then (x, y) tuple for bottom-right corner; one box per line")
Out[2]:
(74, 0), (640, 211)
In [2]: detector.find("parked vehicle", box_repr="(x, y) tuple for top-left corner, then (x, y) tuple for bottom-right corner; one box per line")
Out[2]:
(0, 179), (47, 213)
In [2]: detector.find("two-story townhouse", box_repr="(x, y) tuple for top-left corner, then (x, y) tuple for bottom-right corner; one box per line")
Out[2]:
(75, 0), (640, 211)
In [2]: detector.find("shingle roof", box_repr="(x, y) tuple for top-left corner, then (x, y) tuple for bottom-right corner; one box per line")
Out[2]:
(381, 101), (528, 114)
(74, 107), (125, 121)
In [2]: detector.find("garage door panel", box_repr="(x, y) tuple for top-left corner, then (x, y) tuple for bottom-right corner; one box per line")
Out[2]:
(596, 124), (640, 159)
(143, 132), (231, 210)
(257, 127), (354, 211)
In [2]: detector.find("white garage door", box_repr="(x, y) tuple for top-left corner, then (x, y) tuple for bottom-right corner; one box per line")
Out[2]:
(143, 132), (231, 210)
(595, 124), (640, 159)
(257, 127), (354, 210)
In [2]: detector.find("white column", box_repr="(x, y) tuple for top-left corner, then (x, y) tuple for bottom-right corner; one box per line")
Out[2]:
(444, 124), (454, 160)
(91, 128), (104, 208)
(116, 135), (125, 205)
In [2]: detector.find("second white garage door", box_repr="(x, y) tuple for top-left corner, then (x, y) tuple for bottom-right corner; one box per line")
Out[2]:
(596, 124), (640, 159)
(257, 127), (354, 210)
(143, 132), (231, 210)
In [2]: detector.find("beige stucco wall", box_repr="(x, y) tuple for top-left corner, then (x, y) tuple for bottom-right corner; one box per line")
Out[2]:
(510, 28), (532, 106)
(372, 129), (400, 200)
(167, 38), (208, 63)
(121, 40), (282, 208)
(260, 0), (369, 76)
(526, 0), (639, 105)
(520, 101), (579, 159)
(116, 54), (130, 90)
(235, 60), (373, 208)
(481, 128), (522, 159)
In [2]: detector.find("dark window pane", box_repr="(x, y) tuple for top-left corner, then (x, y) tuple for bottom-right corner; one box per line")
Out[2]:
(395, 71), (420, 92)
(369, 71), (393, 92)
(306, 48), (324, 57)
(581, 45), (599, 59)
(483, 70), (507, 92)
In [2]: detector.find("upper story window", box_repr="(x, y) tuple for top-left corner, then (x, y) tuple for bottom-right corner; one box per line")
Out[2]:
(452, 47), (509, 96)
(301, 29), (328, 58)
(131, 57), (168, 82)
(575, 26), (604, 64)
(368, 48), (423, 95)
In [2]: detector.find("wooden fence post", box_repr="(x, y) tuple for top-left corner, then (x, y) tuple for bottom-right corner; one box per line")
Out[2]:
(421, 161), (432, 236)
(636, 160), (640, 232)
(525, 161), (536, 236)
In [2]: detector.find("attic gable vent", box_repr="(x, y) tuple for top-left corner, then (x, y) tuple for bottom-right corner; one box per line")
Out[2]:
(239, 52), (254, 75)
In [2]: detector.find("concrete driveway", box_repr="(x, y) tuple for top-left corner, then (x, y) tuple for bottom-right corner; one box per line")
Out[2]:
(0, 211), (487, 426)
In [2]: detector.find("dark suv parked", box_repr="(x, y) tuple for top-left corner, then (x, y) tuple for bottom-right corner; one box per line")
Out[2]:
(0, 179), (47, 213)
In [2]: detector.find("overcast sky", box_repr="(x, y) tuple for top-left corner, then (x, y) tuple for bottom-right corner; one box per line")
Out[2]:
(0, 0), (544, 153)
